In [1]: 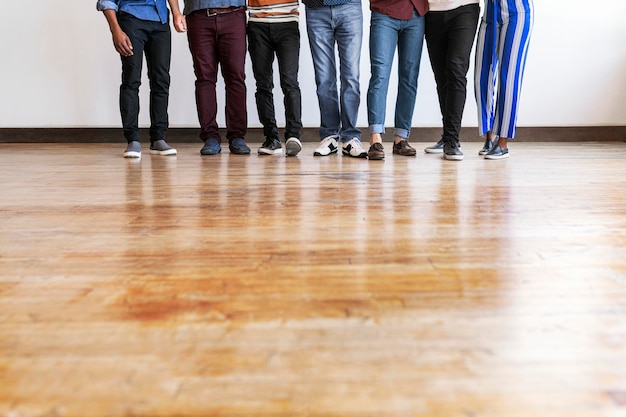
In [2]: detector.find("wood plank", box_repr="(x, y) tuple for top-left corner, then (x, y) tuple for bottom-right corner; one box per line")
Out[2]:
(1, 142), (625, 417)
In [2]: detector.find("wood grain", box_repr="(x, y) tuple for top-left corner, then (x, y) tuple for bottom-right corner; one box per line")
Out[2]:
(1, 142), (625, 417)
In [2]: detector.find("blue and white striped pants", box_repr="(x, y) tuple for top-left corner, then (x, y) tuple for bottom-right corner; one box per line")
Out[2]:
(475, 0), (534, 139)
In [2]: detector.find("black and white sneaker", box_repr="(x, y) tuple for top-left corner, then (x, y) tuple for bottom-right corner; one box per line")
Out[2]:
(124, 141), (141, 158)
(342, 138), (368, 158)
(285, 137), (302, 156)
(484, 145), (509, 160)
(424, 139), (444, 154)
(443, 142), (463, 161)
(258, 137), (282, 155)
(150, 140), (177, 156)
(313, 135), (338, 156)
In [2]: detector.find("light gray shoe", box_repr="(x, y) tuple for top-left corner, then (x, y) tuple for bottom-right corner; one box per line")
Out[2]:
(285, 137), (302, 156)
(150, 140), (177, 156)
(123, 141), (141, 158)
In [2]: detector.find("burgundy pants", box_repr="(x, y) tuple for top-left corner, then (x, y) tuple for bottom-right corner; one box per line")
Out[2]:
(186, 8), (247, 143)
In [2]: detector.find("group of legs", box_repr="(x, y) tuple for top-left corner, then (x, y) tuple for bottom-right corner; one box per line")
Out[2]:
(424, 0), (534, 160)
(103, 0), (534, 162)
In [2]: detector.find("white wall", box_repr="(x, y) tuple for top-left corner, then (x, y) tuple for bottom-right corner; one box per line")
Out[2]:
(0, 0), (625, 129)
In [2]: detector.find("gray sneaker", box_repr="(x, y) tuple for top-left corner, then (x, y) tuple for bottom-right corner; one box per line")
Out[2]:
(123, 141), (141, 158)
(424, 139), (444, 154)
(443, 142), (464, 161)
(285, 137), (302, 156)
(150, 140), (177, 156)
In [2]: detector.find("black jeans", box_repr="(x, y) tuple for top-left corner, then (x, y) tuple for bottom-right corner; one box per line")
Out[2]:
(247, 21), (302, 140)
(425, 4), (479, 145)
(117, 12), (171, 144)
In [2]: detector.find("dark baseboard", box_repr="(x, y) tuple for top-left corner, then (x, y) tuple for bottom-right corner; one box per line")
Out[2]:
(1, 126), (625, 143)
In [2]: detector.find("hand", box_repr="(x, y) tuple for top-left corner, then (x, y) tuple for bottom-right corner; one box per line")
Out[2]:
(112, 28), (134, 57)
(172, 13), (187, 33)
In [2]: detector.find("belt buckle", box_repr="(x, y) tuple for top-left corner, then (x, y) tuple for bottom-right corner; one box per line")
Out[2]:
(206, 9), (218, 17)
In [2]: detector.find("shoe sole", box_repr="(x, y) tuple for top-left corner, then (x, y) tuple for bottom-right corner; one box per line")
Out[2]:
(478, 149), (491, 156)
(285, 140), (302, 156)
(124, 151), (141, 158)
(484, 153), (509, 160)
(230, 149), (251, 155)
(313, 149), (338, 157)
(150, 149), (177, 156)
(258, 148), (283, 155)
(368, 153), (385, 160)
(443, 154), (464, 161)
(342, 151), (367, 158)
(393, 151), (417, 156)
(424, 149), (444, 154)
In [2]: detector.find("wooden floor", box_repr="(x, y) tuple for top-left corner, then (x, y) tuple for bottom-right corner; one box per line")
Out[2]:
(1, 142), (625, 417)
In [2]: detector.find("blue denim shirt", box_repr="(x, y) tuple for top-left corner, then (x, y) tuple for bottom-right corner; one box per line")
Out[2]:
(96, 0), (169, 24)
(183, 0), (246, 15)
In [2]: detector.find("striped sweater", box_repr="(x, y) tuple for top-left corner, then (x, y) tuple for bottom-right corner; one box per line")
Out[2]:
(428, 0), (478, 11)
(248, 0), (300, 23)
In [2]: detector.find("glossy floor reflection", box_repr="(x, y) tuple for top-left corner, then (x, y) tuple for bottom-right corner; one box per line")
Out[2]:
(0, 142), (625, 416)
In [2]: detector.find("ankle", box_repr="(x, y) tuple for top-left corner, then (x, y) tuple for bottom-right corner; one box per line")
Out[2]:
(370, 133), (383, 145)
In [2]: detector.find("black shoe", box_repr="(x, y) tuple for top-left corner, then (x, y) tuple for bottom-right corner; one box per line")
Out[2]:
(258, 137), (282, 155)
(200, 138), (221, 155)
(478, 138), (494, 155)
(443, 142), (464, 161)
(424, 139), (444, 154)
(484, 145), (509, 160)
(229, 138), (250, 155)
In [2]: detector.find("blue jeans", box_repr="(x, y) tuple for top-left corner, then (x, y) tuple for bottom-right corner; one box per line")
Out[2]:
(305, 0), (362, 142)
(367, 11), (425, 139)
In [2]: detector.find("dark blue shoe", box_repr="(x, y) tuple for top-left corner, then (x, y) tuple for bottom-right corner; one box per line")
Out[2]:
(229, 138), (250, 155)
(200, 138), (221, 156)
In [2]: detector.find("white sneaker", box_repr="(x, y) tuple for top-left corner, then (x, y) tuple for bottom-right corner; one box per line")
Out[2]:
(313, 135), (338, 156)
(342, 138), (367, 158)
(285, 137), (302, 156)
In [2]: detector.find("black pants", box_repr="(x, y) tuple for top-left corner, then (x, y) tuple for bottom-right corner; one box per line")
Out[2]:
(425, 4), (479, 145)
(118, 12), (171, 144)
(247, 21), (302, 140)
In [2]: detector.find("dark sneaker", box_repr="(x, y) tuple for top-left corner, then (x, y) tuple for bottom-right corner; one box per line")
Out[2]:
(342, 138), (368, 158)
(484, 145), (509, 160)
(123, 141), (141, 158)
(258, 137), (282, 155)
(393, 140), (417, 156)
(200, 138), (221, 155)
(367, 142), (385, 160)
(150, 139), (177, 156)
(285, 137), (302, 156)
(443, 142), (464, 161)
(479, 138), (494, 155)
(424, 139), (444, 154)
(229, 138), (250, 155)
(313, 135), (338, 156)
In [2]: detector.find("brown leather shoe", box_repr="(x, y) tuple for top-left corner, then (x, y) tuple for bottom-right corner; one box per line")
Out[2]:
(393, 140), (417, 156)
(368, 142), (385, 160)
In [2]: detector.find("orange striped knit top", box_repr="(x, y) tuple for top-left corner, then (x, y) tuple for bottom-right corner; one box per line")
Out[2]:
(248, 1), (300, 23)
